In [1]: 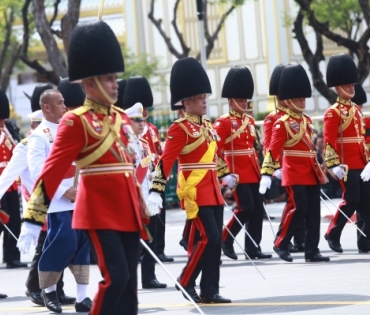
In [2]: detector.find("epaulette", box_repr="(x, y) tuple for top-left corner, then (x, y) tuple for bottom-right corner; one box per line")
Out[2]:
(21, 138), (28, 145)
(174, 117), (186, 123)
(203, 117), (211, 122)
(111, 105), (125, 113)
(70, 106), (90, 116)
(219, 113), (230, 119)
(329, 103), (340, 110)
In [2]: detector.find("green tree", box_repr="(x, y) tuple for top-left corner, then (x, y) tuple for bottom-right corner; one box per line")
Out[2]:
(292, 0), (370, 104)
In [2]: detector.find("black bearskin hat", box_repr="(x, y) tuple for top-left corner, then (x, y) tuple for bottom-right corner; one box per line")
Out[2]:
(0, 90), (9, 119)
(114, 79), (127, 109)
(122, 76), (153, 109)
(326, 54), (358, 88)
(31, 83), (53, 112)
(269, 64), (286, 96)
(57, 78), (85, 108)
(278, 64), (312, 100)
(170, 57), (211, 108)
(221, 66), (254, 99)
(352, 83), (367, 105)
(68, 20), (124, 82)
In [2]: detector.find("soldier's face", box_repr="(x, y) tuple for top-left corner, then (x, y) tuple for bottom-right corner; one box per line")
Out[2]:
(44, 92), (66, 123)
(230, 98), (248, 113)
(97, 74), (119, 102)
(287, 98), (305, 112)
(336, 84), (355, 100)
(184, 94), (207, 116)
(130, 119), (145, 136)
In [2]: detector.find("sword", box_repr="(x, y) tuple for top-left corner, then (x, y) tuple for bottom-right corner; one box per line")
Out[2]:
(223, 224), (265, 280)
(1, 221), (34, 258)
(223, 200), (258, 248)
(262, 202), (276, 238)
(140, 239), (205, 315)
(339, 102), (348, 182)
(320, 190), (366, 237)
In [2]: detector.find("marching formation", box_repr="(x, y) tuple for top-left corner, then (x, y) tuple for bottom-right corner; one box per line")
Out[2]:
(0, 19), (368, 315)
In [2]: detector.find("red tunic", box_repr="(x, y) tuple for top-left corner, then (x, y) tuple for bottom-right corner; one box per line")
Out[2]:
(262, 111), (326, 186)
(0, 129), (17, 191)
(213, 109), (260, 184)
(23, 99), (144, 232)
(150, 113), (224, 210)
(323, 98), (368, 170)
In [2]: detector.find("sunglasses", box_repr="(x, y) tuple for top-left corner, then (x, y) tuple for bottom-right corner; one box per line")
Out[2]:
(131, 118), (145, 123)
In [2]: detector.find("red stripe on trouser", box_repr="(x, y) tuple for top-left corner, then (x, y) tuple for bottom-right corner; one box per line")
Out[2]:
(180, 216), (208, 287)
(188, 222), (195, 257)
(88, 230), (111, 315)
(274, 186), (297, 248)
(326, 180), (347, 236)
(222, 208), (242, 242)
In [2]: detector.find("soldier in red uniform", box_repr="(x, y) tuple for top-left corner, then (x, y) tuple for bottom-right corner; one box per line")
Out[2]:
(323, 54), (370, 253)
(123, 76), (174, 263)
(0, 89), (27, 269)
(214, 66), (271, 260)
(16, 21), (150, 315)
(264, 64), (306, 253)
(259, 64), (330, 263)
(352, 83), (370, 148)
(148, 57), (231, 304)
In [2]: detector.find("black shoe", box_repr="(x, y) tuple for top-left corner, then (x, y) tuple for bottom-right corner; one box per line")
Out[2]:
(222, 242), (238, 260)
(41, 290), (62, 313)
(305, 252), (330, 262)
(142, 279), (167, 289)
(288, 243), (298, 253)
(26, 290), (44, 306)
(179, 239), (188, 251)
(200, 293), (231, 304)
(358, 247), (370, 253)
(324, 234), (343, 253)
(175, 278), (201, 303)
(273, 246), (293, 262)
(157, 253), (174, 262)
(245, 250), (272, 260)
(0, 293), (7, 299)
(6, 260), (27, 269)
(58, 293), (76, 305)
(75, 297), (93, 312)
(293, 243), (305, 252)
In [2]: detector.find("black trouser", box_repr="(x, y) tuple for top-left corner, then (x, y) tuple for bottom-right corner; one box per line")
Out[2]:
(222, 183), (264, 252)
(326, 169), (370, 248)
(86, 230), (140, 315)
(274, 184), (321, 255)
(179, 205), (223, 296)
(142, 215), (158, 283)
(0, 190), (21, 263)
(156, 192), (166, 255)
(25, 230), (64, 294)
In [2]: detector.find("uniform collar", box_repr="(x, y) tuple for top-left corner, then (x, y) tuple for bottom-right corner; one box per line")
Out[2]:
(185, 112), (202, 124)
(337, 97), (353, 107)
(84, 98), (111, 115)
(229, 108), (244, 118)
(287, 109), (302, 119)
(43, 119), (59, 130)
(276, 103), (288, 113)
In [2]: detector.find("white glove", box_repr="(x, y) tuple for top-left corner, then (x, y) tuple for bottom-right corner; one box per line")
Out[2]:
(259, 175), (272, 194)
(17, 222), (41, 254)
(273, 169), (282, 180)
(361, 163), (370, 182)
(332, 165), (347, 180)
(147, 192), (163, 216)
(223, 174), (238, 189)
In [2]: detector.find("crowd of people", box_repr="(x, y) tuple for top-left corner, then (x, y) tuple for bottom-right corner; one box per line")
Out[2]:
(0, 19), (369, 315)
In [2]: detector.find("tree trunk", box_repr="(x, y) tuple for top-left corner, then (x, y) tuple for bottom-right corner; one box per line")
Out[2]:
(61, 0), (81, 54)
(32, 0), (68, 79)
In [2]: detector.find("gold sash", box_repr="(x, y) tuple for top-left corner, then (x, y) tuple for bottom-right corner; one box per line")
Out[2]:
(177, 141), (216, 219)
(225, 116), (249, 144)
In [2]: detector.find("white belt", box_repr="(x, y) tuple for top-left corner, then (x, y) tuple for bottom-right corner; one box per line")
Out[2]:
(336, 137), (364, 143)
(80, 165), (134, 175)
(283, 150), (316, 158)
(179, 163), (216, 171)
(0, 161), (9, 168)
(224, 148), (255, 156)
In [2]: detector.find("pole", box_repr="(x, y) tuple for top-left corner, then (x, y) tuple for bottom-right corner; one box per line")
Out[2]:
(262, 202), (276, 238)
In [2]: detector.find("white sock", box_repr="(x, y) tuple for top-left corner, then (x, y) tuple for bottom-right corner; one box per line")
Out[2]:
(76, 284), (88, 303)
(44, 284), (57, 293)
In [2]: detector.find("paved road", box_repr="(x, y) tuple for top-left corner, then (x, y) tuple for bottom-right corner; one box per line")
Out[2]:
(1, 199), (370, 314)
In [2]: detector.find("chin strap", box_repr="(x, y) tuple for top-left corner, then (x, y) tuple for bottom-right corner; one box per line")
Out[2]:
(285, 99), (304, 113)
(232, 98), (248, 113)
(338, 86), (355, 100)
(94, 77), (117, 105)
